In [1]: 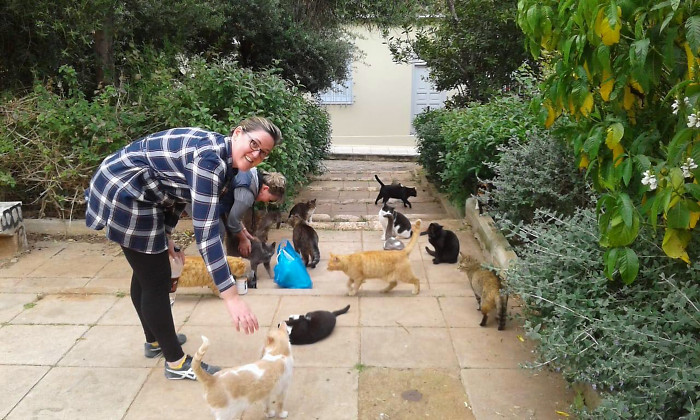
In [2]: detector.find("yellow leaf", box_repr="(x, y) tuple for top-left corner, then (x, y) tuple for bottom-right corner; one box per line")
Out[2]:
(623, 85), (635, 110)
(583, 61), (592, 81)
(594, 7), (622, 46)
(662, 228), (691, 264)
(612, 143), (625, 166)
(629, 78), (644, 95)
(556, 411), (571, 417)
(600, 69), (614, 101)
(517, 335), (525, 342)
(580, 92), (594, 117)
(544, 99), (557, 128)
(605, 122), (624, 149)
(579, 154), (590, 169)
(690, 211), (700, 229)
(684, 42), (696, 80)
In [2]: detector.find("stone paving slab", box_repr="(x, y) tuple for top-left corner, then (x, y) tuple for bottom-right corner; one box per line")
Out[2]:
(0, 158), (575, 419)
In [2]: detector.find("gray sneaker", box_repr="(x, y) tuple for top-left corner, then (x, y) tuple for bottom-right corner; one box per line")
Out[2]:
(164, 355), (220, 380)
(144, 333), (187, 358)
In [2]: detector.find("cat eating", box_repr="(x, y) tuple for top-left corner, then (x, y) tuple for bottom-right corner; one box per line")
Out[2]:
(287, 198), (316, 224)
(328, 220), (422, 296)
(382, 213), (404, 251)
(175, 256), (251, 297)
(224, 232), (276, 288)
(458, 253), (508, 330)
(374, 175), (417, 208)
(193, 322), (293, 419)
(378, 203), (412, 240)
(288, 214), (320, 268)
(421, 222), (460, 264)
(285, 305), (350, 345)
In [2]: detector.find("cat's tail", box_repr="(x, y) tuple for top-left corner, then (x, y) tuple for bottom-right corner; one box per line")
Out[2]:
(332, 304), (351, 317)
(497, 292), (509, 331)
(193, 336), (216, 386)
(374, 174), (384, 186)
(310, 244), (321, 269)
(403, 219), (422, 254)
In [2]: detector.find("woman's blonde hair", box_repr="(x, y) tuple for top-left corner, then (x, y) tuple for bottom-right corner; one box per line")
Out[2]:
(259, 169), (286, 200)
(234, 116), (283, 146)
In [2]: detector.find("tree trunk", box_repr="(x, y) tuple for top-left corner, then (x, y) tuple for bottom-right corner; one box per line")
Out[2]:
(93, 11), (115, 86)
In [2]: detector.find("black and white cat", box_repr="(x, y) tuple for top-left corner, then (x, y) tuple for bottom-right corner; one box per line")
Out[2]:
(420, 222), (460, 264)
(382, 213), (404, 251)
(378, 203), (412, 240)
(285, 305), (350, 345)
(374, 175), (417, 208)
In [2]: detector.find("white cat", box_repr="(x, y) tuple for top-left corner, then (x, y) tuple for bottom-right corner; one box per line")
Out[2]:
(193, 323), (293, 419)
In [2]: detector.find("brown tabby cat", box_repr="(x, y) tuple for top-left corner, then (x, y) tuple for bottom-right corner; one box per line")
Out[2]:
(287, 199), (316, 224)
(458, 253), (508, 330)
(176, 256), (251, 297)
(193, 322), (293, 419)
(288, 214), (320, 268)
(327, 220), (422, 296)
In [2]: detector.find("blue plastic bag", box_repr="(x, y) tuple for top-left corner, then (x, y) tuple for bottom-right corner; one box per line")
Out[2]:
(273, 240), (312, 289)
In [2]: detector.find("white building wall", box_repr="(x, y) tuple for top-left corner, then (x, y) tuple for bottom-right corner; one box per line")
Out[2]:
(323, 27), (416, 147)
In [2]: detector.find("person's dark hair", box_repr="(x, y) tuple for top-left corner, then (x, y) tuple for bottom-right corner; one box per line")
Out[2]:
(259, 169), (286, 200)
(235, 116), (283, 146)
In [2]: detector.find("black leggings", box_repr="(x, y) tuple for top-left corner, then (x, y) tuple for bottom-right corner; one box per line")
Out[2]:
(121, 247), (184, 362)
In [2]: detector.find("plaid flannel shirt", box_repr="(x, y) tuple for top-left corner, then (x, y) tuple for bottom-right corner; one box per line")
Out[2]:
(85, 127), (238, 292)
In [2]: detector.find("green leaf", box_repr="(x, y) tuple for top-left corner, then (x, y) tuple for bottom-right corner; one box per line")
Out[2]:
(605, 122), (624, 148)
(619, 193), (634, 227)
(618, 247), (639, 285)
(667, 201), (691, 229)
(667, 128), (694, 164)
(630, 39), (650, 66)
(621, 158), (633, 186)
(686, 183), (700, 200)
(686, 16), (700, 55)
(603, 248), (618, 280)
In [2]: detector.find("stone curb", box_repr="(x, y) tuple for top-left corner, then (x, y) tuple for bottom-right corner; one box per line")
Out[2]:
(463, 197), (517, 272)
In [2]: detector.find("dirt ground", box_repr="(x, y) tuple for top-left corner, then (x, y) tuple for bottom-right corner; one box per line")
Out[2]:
(358, 367), (475, 420)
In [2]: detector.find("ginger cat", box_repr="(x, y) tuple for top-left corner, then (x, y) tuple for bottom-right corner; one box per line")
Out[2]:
(458, 253), (508, 330)
(176, 256), (251, 297)
(327, 220), (422, 296)
(193, 323), (293, 420)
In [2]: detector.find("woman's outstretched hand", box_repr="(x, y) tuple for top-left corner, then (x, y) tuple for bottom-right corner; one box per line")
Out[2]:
(221, 287), (259, 334)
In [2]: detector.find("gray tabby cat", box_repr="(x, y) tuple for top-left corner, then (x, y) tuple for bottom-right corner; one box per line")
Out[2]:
(289, 214), (320, 268)
(223, 231), (276, 288)
(287, 199), (316, 224)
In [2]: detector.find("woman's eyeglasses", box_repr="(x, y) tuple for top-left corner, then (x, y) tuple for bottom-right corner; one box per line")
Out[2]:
(243, 131), (270, 159)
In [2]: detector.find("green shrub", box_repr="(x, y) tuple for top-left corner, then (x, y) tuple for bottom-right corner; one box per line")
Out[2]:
(413, 108), (450, 184)
(0, 54), (331, 217)
(503, 209), (700, 419)
(486, 129), (593, 224)
(413, 94), (537, 209)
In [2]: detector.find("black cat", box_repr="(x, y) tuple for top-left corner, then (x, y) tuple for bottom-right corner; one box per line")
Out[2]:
(289, 214), (320, 268)
(374, 175), (417, 208)
(420, 222), (460, 264)
(285, 305), (350, 345)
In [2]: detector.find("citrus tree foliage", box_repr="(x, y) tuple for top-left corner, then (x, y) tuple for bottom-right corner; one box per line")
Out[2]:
(517, 0), (700, 283)
(386, 0), (530, 104)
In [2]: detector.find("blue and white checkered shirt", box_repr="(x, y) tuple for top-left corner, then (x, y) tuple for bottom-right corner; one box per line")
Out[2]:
(85, 127), (238, 292)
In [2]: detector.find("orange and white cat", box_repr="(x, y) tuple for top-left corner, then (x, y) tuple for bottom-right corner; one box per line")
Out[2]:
(176, 256), (251, 297)
(193, 322), (293, 420)
(327, 220), (422, 296)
